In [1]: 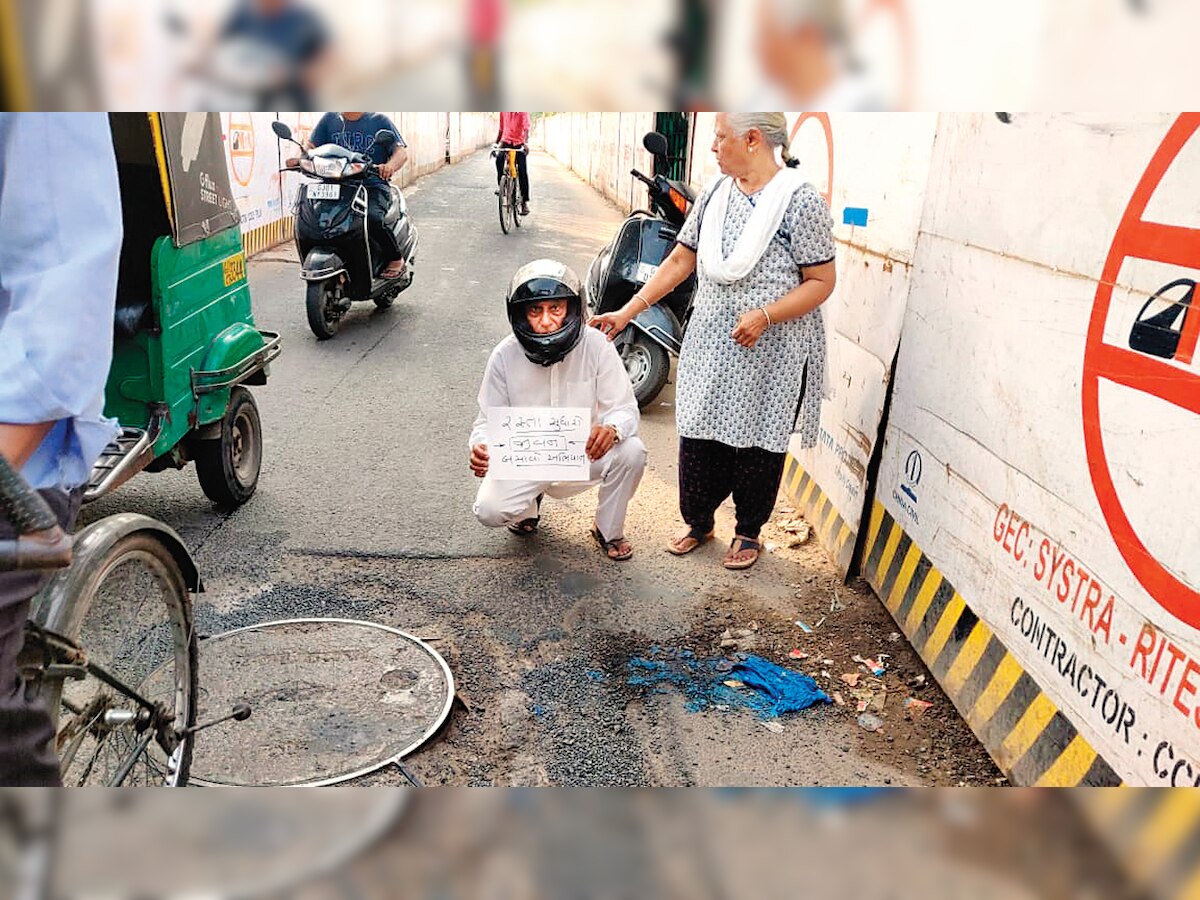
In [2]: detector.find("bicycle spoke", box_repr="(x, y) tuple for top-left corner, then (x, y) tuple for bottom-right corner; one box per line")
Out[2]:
(108, 731), (154, 787)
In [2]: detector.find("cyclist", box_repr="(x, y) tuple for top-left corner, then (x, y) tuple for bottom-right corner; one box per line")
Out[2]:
(494, 111), (531, 217)
(0, 113), (122, 786)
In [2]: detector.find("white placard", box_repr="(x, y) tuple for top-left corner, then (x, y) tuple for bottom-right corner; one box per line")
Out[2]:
(487, 407), (591, 482)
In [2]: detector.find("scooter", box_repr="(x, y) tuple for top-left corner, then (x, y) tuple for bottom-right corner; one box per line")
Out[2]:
(272, 120), (420, 340)
(584, 132), (697, 407)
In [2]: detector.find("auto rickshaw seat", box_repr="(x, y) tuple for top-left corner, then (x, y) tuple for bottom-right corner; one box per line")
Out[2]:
(113, 161), (171, 338)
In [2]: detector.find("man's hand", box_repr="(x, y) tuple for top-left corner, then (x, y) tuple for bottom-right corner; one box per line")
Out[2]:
(378, 162), (397, 181)
(732, 308), (771, 348)
(0, 423), (55, 470)
(586, 424), (618, 461)
(469, 443), (490, 478)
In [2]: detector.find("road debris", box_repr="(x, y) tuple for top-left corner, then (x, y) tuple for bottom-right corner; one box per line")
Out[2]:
(853, 654), (887, 677)
(857, 712), (884, 732)
(904, 698), (934, 717)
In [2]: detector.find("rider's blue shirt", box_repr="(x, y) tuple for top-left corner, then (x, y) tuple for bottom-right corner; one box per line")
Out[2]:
(0, 114), (121, 490)
(310, 113), (406, 186)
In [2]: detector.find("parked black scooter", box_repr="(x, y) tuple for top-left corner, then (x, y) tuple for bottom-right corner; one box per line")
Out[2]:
(584, 132), (696, 407)
(272, 120), (419, 340)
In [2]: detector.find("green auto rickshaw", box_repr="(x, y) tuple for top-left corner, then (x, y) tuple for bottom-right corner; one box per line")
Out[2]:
(87, 113), (281, 507)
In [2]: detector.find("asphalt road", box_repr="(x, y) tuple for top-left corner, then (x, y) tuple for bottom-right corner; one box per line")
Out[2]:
(81, 149), (999, 787)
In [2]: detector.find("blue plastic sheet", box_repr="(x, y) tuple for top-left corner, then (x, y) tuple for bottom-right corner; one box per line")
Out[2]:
(627, 649), (830, 718)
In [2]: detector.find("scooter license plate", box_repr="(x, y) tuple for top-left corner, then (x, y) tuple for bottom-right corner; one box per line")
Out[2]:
(308, 183), (340, 200)
(635, 261), (659, 284)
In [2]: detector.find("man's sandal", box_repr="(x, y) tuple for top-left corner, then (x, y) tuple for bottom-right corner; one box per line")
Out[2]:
(666, 527), (714, 556)
(507, 494), (544, 536)
(722, 536), (762, 570)
(591, 526), (633, 562)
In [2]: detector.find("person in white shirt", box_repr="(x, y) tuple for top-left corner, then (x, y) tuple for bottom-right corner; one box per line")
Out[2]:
(469, 260), (646, 561)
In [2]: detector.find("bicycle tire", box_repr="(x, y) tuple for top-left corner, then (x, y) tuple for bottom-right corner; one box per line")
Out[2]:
(498, 174), (512, 234)
(47, 532), (198, 786)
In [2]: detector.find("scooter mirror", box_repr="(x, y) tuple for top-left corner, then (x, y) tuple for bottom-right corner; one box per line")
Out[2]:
(374, 129), (397, 150)
(643, 131), (669, 158)
(271, 121), (293, 141)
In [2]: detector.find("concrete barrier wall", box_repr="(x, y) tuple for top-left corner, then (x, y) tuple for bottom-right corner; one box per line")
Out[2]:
(223, 112), (495, 257)
(867, 113), (1200, 789)
(534, 113), (657, 213)
(779, 113), (937, 576)
(527, 112), (1200, 796)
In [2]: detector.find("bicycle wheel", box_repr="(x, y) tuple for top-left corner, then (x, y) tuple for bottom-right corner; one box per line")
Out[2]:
(512, 178), (523, 229)
(498, 174), (513, 234)
(49, 531), (198, 786)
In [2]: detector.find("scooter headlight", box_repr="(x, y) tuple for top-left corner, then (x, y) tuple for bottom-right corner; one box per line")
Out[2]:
(312, 157), (347, 178)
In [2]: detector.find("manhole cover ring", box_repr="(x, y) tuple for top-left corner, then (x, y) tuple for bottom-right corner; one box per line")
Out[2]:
(184, 617), (454, 787)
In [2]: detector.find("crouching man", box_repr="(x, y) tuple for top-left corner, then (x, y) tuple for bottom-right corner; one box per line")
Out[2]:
(469, 260), (646, 560)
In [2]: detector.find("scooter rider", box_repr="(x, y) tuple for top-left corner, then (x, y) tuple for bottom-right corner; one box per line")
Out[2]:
(297, 112), (409, 278)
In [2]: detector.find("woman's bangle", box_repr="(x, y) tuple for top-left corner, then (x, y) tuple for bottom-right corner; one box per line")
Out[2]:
(760, 307), (773, 327)
(633, 294), (652, 313)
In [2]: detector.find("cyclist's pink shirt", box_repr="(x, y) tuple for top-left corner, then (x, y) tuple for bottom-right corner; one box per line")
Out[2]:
(499, 112), (530, 145)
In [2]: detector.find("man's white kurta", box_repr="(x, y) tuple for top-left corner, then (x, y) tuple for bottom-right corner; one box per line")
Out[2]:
(470, 328), (645, 540)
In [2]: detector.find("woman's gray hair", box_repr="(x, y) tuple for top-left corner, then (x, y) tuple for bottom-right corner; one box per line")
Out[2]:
(724, 112), (799, 168)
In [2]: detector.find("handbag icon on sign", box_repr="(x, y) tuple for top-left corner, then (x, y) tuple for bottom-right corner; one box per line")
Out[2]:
(1128, 277), (1195, 360)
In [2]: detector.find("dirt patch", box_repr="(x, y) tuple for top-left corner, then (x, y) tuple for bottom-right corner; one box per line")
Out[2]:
(593, 569), (1003, 786)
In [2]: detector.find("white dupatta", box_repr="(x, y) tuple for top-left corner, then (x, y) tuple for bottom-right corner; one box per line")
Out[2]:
(697, 167), (805, 285)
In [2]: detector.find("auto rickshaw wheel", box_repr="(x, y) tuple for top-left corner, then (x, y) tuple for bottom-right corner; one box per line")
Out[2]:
(306, 280), (341, 340)
(194, 386), (262, 508)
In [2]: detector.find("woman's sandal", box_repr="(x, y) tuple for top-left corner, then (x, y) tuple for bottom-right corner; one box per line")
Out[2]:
(507, 494), (544, 536)
(591, 526), (634, 561)
(666, 527), (715, 556)
(723, 536), (763, 570)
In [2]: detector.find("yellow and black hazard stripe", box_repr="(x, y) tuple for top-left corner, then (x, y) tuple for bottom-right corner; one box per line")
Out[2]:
(241, 217), (295, 259)
(781, 456), (855, 575)
(1076, 789), (1200, 900)
(862, 499), (1123, 787)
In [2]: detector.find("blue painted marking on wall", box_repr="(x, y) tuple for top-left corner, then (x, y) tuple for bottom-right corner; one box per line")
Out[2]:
(843, 207), (869, 227)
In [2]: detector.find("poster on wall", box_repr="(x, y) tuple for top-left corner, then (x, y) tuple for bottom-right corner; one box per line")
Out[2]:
(876, 112), (1200, 785)
(222, 111), (286, 234)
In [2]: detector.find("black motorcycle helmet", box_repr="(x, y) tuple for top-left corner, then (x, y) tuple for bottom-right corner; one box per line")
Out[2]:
(506, 259), (584, 367)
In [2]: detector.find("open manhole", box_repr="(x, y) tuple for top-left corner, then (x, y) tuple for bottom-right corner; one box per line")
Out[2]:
(183, 618), (453, 786)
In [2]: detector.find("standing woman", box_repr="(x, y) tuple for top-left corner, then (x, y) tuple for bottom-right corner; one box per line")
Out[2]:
(591, 112), (836, 570)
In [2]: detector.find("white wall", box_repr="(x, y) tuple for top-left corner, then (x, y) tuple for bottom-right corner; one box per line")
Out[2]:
(534, 113), (657, 213)
(879, 112), (1200, 785)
